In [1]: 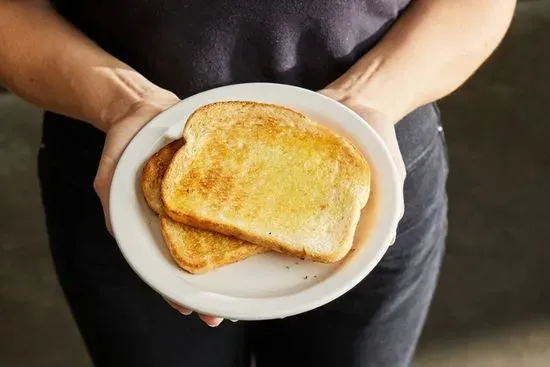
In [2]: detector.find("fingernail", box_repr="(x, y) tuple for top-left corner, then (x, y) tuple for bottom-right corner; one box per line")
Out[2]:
(230, 319), (238, 322)
(208, 319), (223, 327)
(179, 310), (192, 315)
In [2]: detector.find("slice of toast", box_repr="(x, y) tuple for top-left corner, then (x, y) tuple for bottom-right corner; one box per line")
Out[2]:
(141, 139), (267, 274)
(142, 139), (185, 215)
(162, 101), (371, 263)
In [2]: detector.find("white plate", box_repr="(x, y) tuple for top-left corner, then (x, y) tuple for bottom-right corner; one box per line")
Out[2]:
(110, 83), (400, 320)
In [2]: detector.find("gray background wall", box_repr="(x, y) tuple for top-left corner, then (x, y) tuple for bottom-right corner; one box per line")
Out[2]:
(1, 1), (549, 366)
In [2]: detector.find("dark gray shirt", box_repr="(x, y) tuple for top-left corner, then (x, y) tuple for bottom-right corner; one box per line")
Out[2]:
(45, 0), (440, 168)
(51, 0), (410, 95)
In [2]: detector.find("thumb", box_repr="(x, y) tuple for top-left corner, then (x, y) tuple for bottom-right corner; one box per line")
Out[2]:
(93, 113), (155, 232)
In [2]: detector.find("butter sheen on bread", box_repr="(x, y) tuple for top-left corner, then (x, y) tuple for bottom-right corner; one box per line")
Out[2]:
(141, 139), (267, 274)
(162, 101), (371, 263)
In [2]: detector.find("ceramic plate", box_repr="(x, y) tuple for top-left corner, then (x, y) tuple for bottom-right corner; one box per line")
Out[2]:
(110, 83), (400, 320)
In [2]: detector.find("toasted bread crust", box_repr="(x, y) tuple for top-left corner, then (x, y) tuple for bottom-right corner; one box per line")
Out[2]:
(141, 139), (185, 214)
(164, 210), (350, 263)
(162, 101), (371, 263)
(160, 215), (266, 274)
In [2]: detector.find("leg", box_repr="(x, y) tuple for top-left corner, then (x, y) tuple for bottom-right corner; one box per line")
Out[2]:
(252, 121), (449, 367)
(38, 147), (250, 367)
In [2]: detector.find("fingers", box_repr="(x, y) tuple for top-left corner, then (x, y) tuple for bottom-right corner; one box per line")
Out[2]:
(165, 299), (224, 327)
(94, 153), (116, 233)
(166, 300), (192, 315)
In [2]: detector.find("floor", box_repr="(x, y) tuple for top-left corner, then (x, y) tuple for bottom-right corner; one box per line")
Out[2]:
(1, 1), (549, 366)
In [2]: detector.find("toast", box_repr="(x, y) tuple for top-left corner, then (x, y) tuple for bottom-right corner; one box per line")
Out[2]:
(142, 139), (185, 215)
(162, 101), (371, 263)
(141, 139), (267, 274)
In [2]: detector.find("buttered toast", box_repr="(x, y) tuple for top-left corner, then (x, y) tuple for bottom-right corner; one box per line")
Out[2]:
(141, 139), (267, 274)
(161, 101), (371, 263)
(142, 139), (184, 215)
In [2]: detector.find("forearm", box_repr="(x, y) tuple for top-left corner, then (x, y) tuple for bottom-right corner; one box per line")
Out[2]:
(329, 0), (517, 122)
(0, 1), (170, 131)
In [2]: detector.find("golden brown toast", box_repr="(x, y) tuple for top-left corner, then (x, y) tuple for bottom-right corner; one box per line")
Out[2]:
(141, 139), (267, 274)
(142, 139), (185, 215)
(159, 215), (266, 274)
(162, 101), (371, 263)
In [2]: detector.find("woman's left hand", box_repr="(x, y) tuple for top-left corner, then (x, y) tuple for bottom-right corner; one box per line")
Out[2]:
(318, 88), (406, 244)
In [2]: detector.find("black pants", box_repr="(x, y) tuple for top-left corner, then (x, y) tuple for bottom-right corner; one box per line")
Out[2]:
(38, 104), (448, 367)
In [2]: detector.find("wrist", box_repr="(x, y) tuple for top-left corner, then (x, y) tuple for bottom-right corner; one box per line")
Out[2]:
(325, 53), (414, 124)
(96, 68), (179, 131)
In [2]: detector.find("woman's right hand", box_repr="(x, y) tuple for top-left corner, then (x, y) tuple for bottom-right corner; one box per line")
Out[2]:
(93, 90), (224, 327)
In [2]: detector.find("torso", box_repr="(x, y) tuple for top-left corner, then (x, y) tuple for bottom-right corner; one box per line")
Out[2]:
(51, 0), (410, 96)
(44, 0), (440, 169)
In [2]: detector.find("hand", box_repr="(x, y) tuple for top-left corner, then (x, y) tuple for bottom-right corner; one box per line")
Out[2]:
(92, 90), (224, 327)
(93, 92), (180, 232)
(319, 88), (406, 244)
